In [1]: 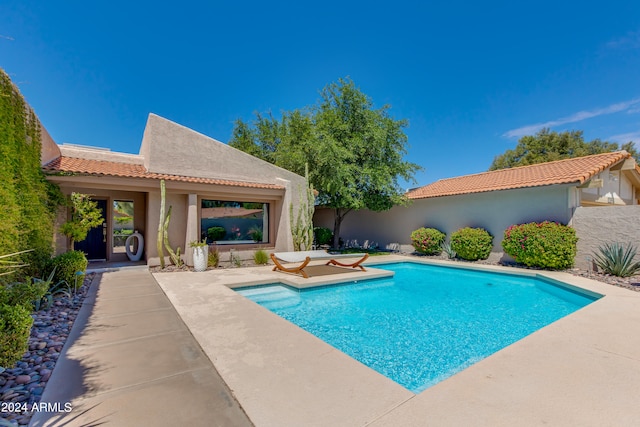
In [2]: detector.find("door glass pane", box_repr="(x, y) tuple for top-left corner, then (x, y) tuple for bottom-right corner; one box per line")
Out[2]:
(113, 200), (134, 253)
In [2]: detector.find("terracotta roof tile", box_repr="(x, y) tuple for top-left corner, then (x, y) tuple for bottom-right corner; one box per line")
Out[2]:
(42, 156), (285, 190)
(407, 151), (632, 200)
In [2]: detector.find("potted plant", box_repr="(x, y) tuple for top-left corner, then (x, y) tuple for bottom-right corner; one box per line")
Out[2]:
(190, 239), (209, 272)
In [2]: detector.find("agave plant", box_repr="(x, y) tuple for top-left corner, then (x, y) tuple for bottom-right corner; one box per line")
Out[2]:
(0, 249), (33, 277)
(592, 242), (640, 278)
(442, 241), (457, 259)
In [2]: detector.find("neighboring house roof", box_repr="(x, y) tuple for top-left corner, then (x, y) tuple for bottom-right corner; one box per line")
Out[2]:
(43, 156), (285, 190)
(407, 151), (637, 200)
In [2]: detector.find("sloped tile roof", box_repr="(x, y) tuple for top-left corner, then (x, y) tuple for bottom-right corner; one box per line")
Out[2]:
(43, 156), (285, 190)
(407, 151), (634, 200)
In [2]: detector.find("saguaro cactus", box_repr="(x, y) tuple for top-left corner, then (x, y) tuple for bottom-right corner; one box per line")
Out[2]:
(157, 180), (182, 268)
(290, 165), (315, 251)
(157, 180), (167, 268)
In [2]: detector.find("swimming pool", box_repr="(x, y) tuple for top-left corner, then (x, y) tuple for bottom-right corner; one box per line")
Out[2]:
(236, 262), (599, 393)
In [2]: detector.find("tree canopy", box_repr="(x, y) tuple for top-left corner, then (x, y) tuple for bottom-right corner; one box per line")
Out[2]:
(60, 193), (104, 250)
(229, 78), (421, 248)
(490, 128), (639, 170)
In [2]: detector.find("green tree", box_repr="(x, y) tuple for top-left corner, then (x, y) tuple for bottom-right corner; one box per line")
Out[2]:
(60, 193), (104, 249)
(229, 78), (421, 248)
(490, 128), (639, 170)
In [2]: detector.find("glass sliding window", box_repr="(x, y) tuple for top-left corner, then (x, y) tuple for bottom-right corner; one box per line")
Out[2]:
(201, 200), (268, 244)
(113, 200), (134, 253)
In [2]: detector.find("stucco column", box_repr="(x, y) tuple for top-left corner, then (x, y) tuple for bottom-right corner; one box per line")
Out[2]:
(185, 193), (199, 266)
(276, 178), (295, 252)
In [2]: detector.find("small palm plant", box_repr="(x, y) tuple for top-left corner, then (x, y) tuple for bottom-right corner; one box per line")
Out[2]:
(592, 242), (640, 278)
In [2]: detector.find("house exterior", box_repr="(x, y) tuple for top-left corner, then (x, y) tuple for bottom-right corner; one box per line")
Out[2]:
(42, 113), (308, 266)
(314, 151), (640, 267)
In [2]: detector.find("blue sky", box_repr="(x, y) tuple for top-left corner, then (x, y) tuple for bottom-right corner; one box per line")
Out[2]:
(2, 1), (639, 188)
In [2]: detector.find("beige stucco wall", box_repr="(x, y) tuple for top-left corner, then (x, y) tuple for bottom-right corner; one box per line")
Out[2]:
(140, 114), (305, 186)
(59, 144), (144, 164)
(44, 114), (308, 261)
(314, 185), (575, 261)
(139, 114), (306, 255)
(571, 205), (640, 269)
(40, 125), (61, 166)
(146, 191), (188, 266)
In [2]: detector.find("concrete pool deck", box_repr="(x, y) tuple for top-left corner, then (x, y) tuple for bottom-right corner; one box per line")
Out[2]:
(153, 255), (640, 426)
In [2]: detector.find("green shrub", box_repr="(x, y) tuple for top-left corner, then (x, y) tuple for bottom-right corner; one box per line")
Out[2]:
(592, 242), (640, 277)
(450, 227), (493, 261)
(207, 244), (220, 268)
(0, 280), (49, 309)
(253, 249), (269, 265)
(0, 303), (33, 368)
(502, 221), (577, 269)
(49, 250), (88, 289)
(410, 227), (446, 255)
(313, 227), (333, 246)
(207, 227), (226, 242)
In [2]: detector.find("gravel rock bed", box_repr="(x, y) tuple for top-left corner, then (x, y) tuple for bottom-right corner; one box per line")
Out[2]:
(568, 269), (640, 292)
(404, 251), (640, 292)
(0, 274), (93, 426)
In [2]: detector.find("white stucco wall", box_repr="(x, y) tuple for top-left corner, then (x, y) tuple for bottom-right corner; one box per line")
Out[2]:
(571, 205), (640, 269)
(581, 168), (637, 205)
(314, 185), (575, 261)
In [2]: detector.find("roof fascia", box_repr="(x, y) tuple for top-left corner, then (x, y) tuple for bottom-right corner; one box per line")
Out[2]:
(46, 175), (285, 198)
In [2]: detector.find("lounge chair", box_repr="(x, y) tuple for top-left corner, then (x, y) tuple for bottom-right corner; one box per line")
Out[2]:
(270, 250), (369, 278)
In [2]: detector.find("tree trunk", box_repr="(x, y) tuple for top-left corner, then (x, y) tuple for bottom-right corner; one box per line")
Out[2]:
(332, 208), (352, 249)
(332, 211), (341, 249)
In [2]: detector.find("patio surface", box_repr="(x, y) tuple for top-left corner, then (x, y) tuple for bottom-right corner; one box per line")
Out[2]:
(30, 255), (640, 426)
(29, 266), (252, 427)
(153, 255), (640, 426)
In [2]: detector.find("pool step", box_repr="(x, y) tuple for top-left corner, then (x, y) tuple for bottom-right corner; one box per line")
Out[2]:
(237, 286), (301, 309)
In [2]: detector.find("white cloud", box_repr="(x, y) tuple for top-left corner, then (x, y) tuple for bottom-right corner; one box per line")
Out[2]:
(606, 30), (640, 50)
(503, 98), (640, 139)
(608, 131), (640, 144)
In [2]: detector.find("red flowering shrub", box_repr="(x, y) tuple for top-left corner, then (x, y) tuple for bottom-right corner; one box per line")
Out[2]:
(502, 221), (577, 269)
(410, 227), (446, 255)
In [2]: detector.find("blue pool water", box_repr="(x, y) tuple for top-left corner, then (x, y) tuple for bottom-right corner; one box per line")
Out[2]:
(236, 262), (599, 393)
